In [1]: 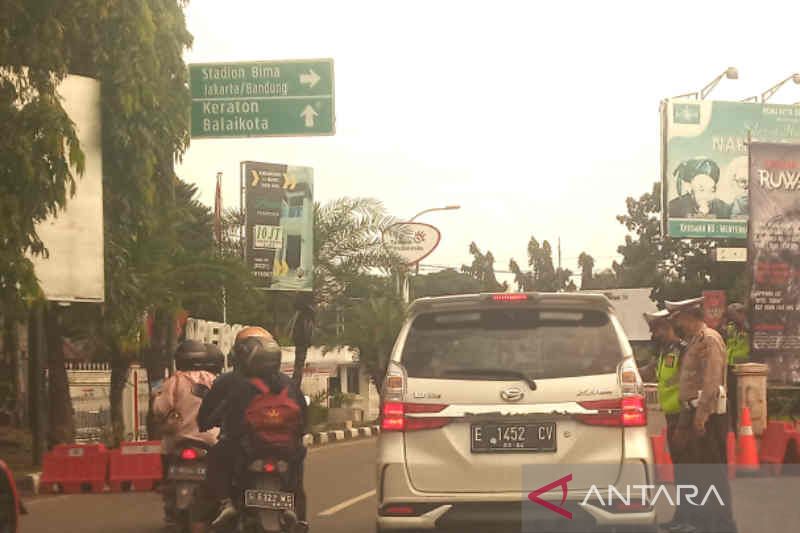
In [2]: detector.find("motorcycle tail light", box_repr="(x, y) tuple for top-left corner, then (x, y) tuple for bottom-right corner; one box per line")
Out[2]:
(263, 462), (276, 473)
(180, 448), (198, 461)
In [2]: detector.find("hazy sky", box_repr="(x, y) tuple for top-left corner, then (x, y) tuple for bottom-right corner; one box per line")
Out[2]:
(177, 0), (800, 283)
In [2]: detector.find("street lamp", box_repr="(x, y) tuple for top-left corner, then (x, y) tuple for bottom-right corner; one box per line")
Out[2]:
(700, 67), (738, 99)
(671, 67), (738, 100)
(409, 205), (461, 222)
(761, 73), (800, 102)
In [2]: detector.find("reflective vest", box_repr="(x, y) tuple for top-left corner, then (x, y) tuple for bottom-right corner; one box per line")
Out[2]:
(656, 346), (682, 414)
(725, 323), (750, 365)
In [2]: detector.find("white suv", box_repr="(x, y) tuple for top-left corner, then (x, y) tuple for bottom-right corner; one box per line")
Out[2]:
(376, 292), (656, 533)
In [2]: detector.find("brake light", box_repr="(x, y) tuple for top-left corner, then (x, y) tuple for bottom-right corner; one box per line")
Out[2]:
(491, 293), (529, 302)
(180, 448), (198, 461)
(577, 396), (646, 427)
(621, 395), (647, 426)
(263, 462), (276, 473)
(380, 402), (451, 432)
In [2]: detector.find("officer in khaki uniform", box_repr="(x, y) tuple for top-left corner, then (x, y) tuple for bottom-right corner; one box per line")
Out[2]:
(667, 297), (738, 533)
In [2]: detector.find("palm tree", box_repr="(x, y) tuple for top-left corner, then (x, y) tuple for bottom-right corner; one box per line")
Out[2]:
(332, 294), (406, 392)
(313, 198), (399, 307)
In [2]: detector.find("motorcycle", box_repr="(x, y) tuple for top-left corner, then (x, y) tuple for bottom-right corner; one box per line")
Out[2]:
(165, 440), (210, 532)
(215, 454), (306, 533)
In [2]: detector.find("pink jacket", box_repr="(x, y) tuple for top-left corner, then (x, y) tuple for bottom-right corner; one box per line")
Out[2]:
(152, 371), (219, 452)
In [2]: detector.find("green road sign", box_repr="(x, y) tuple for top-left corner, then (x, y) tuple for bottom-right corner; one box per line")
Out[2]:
(189, 59), (334, 138)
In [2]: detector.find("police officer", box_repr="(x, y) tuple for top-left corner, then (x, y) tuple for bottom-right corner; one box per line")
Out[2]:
(642, 310), (686, 447)
(723, 303), (749, 365)
(667, 297), (738, 533)
(642, 310), (690, 532)
(722, 302), (749, 431)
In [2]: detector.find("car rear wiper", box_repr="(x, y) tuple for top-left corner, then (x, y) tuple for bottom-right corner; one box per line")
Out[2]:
(441, 368), (537, 390)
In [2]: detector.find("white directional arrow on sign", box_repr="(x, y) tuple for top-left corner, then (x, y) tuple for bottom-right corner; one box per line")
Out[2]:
(300, 105), (319, 128)
(299, 69), (321, 89)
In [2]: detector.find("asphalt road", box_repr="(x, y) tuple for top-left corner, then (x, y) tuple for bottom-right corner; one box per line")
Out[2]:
(21, 438), (378, 533)
(20, 438), (800, 533)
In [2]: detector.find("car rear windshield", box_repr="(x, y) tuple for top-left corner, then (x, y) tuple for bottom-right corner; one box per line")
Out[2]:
(401, 308), (624, 380)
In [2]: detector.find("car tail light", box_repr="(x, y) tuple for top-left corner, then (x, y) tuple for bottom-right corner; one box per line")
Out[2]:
(621, 395), (647, 426)
(382, 361), (407, 403)
(577, 396), (646, 427)
(618, 357), (643, 396)
(491, 293), (529, 302)
(180, 448), (198, 461)
(380, 402), (451, 432)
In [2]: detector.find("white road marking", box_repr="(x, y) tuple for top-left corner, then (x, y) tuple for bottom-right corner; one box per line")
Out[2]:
(317, 489), (376, 517)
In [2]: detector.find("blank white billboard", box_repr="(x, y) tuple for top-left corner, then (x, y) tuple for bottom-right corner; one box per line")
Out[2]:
(30, 75), (104, 302)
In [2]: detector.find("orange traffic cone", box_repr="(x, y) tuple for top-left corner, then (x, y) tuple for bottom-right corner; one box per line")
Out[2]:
(726, 431), (737, 480)
(737, 407), (760, 473)
(651, 429), (674, 483)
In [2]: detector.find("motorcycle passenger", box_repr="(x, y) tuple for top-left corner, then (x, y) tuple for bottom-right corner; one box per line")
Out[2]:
(152, 340), (223, 524)
(195, 331), (308, 530)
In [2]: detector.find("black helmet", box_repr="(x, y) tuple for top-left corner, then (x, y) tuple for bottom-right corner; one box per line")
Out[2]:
(174, 340), (217, 373)
(238, 337), (282, 378)
(203, 343), (225, 374)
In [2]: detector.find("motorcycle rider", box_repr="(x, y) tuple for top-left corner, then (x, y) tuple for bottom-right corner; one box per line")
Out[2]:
(196, 331), (308, 530)
(152, 340), (223, 524)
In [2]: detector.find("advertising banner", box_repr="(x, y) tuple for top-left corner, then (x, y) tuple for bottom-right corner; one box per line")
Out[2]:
(30, 75), (104, 302)
(748, 142), (800, 384)
(242, 161), (313, 291)
(382, 222), (441, 266)
(662, 99), (800, 239)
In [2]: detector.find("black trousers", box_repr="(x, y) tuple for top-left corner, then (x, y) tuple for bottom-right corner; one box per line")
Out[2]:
(677, 412), (738, 533)
(665, 413), (691, 525)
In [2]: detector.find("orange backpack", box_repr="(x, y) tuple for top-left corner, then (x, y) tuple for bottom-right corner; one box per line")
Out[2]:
(243, 378), (302, 450)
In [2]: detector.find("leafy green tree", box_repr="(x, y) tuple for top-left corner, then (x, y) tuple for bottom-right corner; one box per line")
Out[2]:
(578, 252), (595, 289)
(509, 237), (573, 292)
(461, 242), (506, 292)
(412, 269), (487, 298)
(332, 294), (406, 392)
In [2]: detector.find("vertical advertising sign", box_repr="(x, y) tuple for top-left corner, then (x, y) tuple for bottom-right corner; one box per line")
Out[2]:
(662, 99), (800, 239)
(30, 75), (104, 302)
(748, 143), (800, 384)
(242, 161), (314, 291)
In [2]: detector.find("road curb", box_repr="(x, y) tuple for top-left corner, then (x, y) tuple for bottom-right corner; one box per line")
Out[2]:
(15, 472), (40, 496)
(307, 424), (380, 447)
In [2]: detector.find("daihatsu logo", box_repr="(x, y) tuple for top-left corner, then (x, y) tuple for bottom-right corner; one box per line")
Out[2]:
(500, 387), (524, 402)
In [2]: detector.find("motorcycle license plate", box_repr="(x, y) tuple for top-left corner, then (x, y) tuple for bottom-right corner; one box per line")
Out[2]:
(244, 489), (295, 511)
(168, 464), (207, 481)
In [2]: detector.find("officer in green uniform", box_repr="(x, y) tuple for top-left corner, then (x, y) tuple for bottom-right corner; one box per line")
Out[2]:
(722, 302), (749, 432)
(642, 310), (690, 532)
(723, 303), (749, 365)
